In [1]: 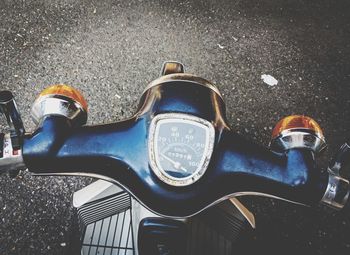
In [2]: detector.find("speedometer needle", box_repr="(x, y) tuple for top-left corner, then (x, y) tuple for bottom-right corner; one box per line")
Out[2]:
(160, 153), (188, 173)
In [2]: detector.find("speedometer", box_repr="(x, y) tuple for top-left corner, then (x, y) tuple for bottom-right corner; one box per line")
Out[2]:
(148, 113), (215, 186)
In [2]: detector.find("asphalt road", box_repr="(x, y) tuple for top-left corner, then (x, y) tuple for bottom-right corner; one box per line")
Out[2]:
(1, 0), (350, 254)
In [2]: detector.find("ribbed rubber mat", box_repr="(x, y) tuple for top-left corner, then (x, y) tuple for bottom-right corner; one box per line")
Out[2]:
(77, 191), (135, 255)
(77, 191), (131, 226)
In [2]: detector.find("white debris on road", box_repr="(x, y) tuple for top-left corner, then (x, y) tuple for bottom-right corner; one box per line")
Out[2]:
(217, 43), (225, 49)
(261, 74), (278, 86)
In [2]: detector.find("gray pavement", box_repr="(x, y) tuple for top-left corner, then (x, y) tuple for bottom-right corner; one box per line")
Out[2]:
(0, 0), (350, 254)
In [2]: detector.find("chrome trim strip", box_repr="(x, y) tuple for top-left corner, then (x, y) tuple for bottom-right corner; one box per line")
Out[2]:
(33, 171), (306, 219)
(142, 73), (223, 99)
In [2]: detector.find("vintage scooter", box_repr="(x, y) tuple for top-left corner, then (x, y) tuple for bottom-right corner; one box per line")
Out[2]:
(0, 62), (349, 255)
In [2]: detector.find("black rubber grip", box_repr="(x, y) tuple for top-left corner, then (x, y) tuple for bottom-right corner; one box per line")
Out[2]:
(0, 91), (14, 104)
(343, 190), (350, 212)
(0, 133), (4, 158)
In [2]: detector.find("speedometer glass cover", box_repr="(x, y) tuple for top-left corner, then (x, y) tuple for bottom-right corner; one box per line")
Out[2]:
(149, 113), (215, 186)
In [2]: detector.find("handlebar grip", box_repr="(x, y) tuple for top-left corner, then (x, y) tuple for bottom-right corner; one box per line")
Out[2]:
(343, 197), (350, 212)
(340, 178), (350, 212)
(338, 188), (350, 216)
(0, 132), (4, 158)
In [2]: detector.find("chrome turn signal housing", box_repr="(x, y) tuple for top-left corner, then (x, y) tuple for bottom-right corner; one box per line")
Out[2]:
(31, 84), (88, 126)
(270, 115), (326, 153)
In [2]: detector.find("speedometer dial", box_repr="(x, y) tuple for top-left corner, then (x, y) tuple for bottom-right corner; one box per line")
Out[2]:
(149, 113), (215, 186)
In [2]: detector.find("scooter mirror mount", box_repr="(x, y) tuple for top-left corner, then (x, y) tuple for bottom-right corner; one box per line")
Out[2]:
(321, 143), (350, 210)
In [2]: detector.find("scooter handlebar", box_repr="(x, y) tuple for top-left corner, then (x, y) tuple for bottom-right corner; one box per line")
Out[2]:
(13, 115), (331, 217)
(0, 75), (349, 217)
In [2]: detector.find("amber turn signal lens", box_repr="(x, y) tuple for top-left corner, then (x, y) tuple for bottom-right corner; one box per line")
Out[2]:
(272, 115), (324, 139)
(39, 84), (88, 112)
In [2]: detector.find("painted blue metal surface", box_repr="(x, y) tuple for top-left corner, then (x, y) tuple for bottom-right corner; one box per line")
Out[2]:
(22, 80), (328, 217)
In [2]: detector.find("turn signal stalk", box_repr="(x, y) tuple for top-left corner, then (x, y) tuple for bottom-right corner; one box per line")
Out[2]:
(270, 115), (326, 153)
(31, 84), (88, 126)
